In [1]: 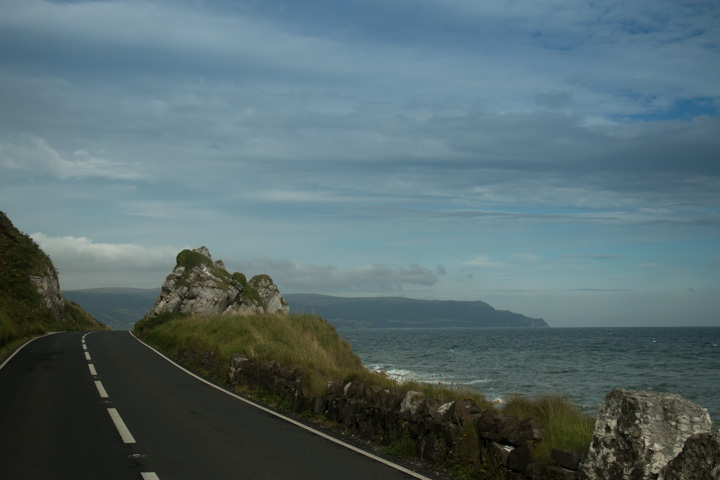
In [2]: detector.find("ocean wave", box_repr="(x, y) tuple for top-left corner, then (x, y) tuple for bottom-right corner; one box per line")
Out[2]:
(465, 378), (491, 385)
(367, 364), (416, 382)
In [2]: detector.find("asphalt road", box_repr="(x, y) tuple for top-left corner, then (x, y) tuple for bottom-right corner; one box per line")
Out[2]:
(0, 331), (430, 480)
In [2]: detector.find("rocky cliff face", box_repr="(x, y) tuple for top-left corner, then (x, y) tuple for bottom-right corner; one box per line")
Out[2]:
(0, 211), (66, 323)
(28, 264), (66, 323)
(146, 247), (289, 318)
(0, 211), (105, 336)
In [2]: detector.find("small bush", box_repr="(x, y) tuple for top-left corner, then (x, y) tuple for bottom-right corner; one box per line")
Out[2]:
(252, 388), (292, 410)
(383, 437), (417, 458)
(175, 249), (213, 271)
(240, 284), (263, 306)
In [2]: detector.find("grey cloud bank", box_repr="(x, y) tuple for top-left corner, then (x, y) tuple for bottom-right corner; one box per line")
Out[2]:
(1, 0), (719, 327)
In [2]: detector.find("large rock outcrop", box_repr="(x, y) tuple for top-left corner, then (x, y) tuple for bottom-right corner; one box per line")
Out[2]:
(578, 389), (713, 480)
(146, 247), (289, 318)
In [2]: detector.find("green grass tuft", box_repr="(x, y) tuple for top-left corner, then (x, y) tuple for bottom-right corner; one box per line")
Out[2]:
(383, 436), (417, 458)
(232, 272), (247, 286)
(502, 393), (595, 461)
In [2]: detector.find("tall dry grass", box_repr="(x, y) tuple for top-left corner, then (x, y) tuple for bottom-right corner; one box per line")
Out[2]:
(139, 312), (362, 395)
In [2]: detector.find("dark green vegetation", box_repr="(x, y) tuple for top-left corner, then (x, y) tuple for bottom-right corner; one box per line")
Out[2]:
(135, 311), (591, 475)
(0, 211), (107, 360)
(285, 294), (548, 328)
(64, 288), (161, 331)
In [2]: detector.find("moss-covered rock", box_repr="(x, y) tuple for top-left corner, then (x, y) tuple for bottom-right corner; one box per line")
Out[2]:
(144, 247), (289, 319)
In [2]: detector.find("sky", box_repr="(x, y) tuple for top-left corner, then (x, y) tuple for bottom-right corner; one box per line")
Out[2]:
(1, 0), (719, 327)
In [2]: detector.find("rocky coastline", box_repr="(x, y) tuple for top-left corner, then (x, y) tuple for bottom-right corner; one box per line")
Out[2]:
(223, 354), (719, 480)
(137, 244), (719, 479)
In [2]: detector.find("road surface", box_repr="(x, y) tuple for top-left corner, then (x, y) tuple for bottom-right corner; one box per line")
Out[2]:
(0, 331), (433, 479)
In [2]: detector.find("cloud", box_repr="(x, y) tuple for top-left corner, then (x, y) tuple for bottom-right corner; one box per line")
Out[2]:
(30, 233), (180, 287)
(1, 0), (718, 326)
(461, 255), (506, 267)
(635, 263), (664, 269)
(0, 137), (143, 180)
(566, 288), (633, 292)
(510, 253), (544, 263)
(535, 91), (573, 110)
(27, 236), (442, 294)
(563, 254), (624, 260)
(225, 257), (440, 294)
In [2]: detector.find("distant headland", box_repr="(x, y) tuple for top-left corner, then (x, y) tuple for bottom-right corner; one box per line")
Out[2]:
(284, 294), (548, 328)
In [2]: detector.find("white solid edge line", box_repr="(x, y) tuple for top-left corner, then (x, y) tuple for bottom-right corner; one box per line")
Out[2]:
(95, 380), (109, 398)
(0, 332), (58, 371)
(141, 473), (160, 480)
(128, 331), (432, 480)
(107, 408), (136, 444)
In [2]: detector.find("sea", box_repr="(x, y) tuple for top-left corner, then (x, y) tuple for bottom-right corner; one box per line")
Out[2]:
(338, 327), (720, 424)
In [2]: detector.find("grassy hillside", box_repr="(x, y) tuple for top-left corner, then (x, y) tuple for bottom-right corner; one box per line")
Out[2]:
(136, 312), (367, 396)
(0, 211), (108, 359)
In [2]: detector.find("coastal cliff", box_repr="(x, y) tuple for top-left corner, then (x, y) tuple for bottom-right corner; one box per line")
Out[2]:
(285, 294), (548, 328)
(144, 247), (289, 318)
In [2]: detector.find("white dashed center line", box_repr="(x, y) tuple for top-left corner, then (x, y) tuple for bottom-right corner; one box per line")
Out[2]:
(94, 380), (109, 398)
(84, 335), (160, 478)
(107, 408), (136, 444)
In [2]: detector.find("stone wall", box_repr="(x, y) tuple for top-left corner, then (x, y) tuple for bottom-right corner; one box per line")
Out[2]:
(227, 355), (718, 480)
(228, 354), (580, 479)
